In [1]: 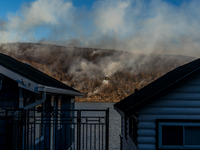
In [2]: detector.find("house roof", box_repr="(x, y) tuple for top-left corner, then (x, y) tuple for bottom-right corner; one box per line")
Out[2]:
(0, 53), (81, 94)
(114, 58), (200, 114)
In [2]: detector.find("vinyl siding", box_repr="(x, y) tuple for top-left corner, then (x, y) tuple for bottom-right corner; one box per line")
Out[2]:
(137, 76), (200, 150)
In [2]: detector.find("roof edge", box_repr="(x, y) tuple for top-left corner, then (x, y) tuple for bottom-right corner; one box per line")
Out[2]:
(38, 85), (84, 97)
(117, 61), (200, 114)
(114, 105), (125, 117)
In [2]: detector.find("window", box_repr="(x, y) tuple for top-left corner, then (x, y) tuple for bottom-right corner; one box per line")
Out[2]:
(162, 126), (183, 146)
(157, 120), (200, 149)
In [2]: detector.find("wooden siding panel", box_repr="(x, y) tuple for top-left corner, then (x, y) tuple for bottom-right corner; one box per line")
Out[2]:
(140, 108), (200, 115)
(147, 100), (200, 107)
(138, 122), (155, 129)
(160, 93), (200, 100)
(138, 115), (200, 122)
(137, 137), (155, 144)
(137, 144), (155, 150)
(137, 129), (155, 137)
(173, 85), (200, 93)
(184, 78), (200, 85)
(137, 77), (200, 150)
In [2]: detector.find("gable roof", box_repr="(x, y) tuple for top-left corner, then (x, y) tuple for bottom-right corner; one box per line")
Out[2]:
(114, 58), (200, 115)
(0, 53), (81, 94)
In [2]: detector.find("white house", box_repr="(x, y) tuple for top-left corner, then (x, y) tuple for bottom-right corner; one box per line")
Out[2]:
(114, 58), (200, 150)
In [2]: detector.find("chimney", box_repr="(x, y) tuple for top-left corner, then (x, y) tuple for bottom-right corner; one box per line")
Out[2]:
(134, 89), (139, 99)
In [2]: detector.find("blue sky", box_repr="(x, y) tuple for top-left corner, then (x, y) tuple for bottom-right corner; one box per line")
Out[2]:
(0, 0), (191, 19)
(0, 0), (92, 17)
(0, 0), (199, 57)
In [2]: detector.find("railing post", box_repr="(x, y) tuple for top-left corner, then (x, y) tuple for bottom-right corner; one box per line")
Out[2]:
(27, 110), (30, 149)
(119, 134), (122, 150)
(20, 109), (24, 150)
(106, 108), (109, 150)
(24, 110), (27, 150)
(77, 110), (81, 150)
(5, 110), (8, 150)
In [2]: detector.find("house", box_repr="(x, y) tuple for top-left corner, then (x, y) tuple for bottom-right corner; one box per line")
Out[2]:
(0, 53), (84, 150)
(114, 58), (200, 150)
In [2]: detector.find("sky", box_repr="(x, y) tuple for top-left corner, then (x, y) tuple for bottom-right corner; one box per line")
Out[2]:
(0, 0), (200, 56)
(0, 0), (191, 18)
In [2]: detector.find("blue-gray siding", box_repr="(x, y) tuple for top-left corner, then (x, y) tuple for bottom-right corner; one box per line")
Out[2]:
(137, 77), (200, 150)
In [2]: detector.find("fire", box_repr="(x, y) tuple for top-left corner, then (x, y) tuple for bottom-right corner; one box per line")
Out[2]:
(102, 79), (109, 86)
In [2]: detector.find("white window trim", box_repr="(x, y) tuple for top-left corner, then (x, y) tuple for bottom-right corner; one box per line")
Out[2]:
(158, 122), (200, 149)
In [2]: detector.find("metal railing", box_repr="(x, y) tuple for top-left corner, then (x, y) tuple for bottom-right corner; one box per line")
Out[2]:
(2, 108), (109, 150)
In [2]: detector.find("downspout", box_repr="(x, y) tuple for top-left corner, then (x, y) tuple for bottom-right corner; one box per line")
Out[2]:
(0, 74), (4, 90)
(23, 91), (46, 110)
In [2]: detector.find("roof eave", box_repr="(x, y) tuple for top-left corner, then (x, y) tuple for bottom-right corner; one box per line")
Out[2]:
(0, 64), (83, 96)
(114, 105), (125, 117)
(38, 85), (84, 97)
(119, 64), (200, 114)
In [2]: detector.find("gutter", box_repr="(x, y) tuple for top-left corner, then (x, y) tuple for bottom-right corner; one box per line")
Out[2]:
(23, 91), (46, 110)
(14, 91), (46, 115)
(38, 85), (84, 97)
(21, 84), (83, 110)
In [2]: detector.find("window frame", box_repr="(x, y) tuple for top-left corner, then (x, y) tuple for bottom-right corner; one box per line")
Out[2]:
(156, 119), (200, 150)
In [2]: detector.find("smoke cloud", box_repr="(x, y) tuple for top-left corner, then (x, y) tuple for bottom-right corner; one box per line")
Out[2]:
(0, 0), (200, 57)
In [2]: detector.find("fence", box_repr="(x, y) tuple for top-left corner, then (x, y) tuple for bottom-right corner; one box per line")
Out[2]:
(1, 108), (109, 150)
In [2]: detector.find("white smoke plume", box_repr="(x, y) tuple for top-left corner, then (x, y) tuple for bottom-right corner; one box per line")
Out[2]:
(0, 0), (200, 57)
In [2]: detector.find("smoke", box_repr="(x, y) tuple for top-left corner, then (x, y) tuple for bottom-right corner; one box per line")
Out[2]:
(0, 0), (200, 57)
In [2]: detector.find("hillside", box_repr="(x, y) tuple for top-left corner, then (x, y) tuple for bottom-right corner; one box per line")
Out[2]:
(0, 43), (196, 102)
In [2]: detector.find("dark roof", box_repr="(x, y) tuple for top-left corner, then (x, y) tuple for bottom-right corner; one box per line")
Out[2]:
(0, 53), (80, 93)
(114, 58), (200, 114)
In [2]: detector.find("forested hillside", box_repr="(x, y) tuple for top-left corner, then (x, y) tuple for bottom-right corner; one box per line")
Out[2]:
(0, 43), (196, 102)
